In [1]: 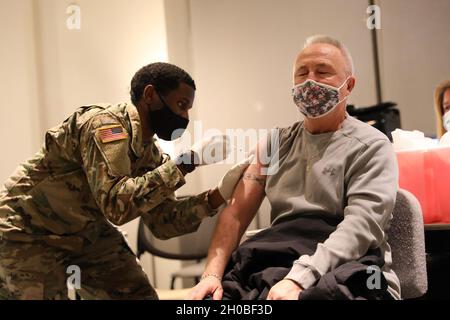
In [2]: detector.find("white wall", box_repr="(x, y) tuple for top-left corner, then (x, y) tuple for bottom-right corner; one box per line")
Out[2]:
(188, 0), (379, 227)
(163, 0), (204, 198)
(187, 0), (450, 225)
(1, 0), (449, 293)
(378, 0), (450, 136)
(33, 0), (172, 287)
(0, 0), (40, 183)
(34, 0), (168, 130)
(0, 0), (179, 290)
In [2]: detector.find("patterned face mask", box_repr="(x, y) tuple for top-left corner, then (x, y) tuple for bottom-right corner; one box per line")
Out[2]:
(292, 77), (350, 118)
(443, 111), (450, 132)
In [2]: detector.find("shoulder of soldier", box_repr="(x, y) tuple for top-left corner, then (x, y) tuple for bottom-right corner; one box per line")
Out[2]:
(76, 103), (128, 129)
(44, 104), (116, 151)
(77, 104), (130, 131)
(79, 104), (132, 176)
(77, 103), (131, 143)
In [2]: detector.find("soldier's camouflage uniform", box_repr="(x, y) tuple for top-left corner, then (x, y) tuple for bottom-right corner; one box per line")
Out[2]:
(0, 102), (217, 299)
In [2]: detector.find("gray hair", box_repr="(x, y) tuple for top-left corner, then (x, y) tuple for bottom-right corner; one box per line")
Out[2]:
(303, 35), (355, 75)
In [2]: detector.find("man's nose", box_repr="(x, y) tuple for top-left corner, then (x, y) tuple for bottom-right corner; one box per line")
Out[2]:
(306, 72), (320, 82)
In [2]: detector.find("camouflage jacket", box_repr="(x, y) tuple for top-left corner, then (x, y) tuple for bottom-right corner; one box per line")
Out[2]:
(0, 103), (216, 251)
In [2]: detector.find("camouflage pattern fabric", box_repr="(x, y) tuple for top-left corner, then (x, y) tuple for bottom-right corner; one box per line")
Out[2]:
(0, 222), (157, 300)
(0, 102), (217, 299)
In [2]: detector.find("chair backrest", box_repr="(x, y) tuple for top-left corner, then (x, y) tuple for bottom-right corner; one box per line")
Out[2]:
(137, 211), (218, 260)
(388, 188), (428, 299)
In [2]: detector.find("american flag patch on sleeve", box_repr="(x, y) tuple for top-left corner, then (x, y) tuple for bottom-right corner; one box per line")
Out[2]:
(97, 125), (128, 143)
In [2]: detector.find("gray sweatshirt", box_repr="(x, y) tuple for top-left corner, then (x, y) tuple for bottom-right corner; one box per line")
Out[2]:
(265, 115), (401, 299)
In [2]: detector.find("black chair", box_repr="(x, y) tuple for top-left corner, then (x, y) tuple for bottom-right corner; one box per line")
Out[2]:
(136, 209), (218, 289)
(347, 102), (401, 141)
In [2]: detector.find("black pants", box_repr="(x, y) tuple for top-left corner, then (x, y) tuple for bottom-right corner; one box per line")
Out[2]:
(221, 215), (392, 300)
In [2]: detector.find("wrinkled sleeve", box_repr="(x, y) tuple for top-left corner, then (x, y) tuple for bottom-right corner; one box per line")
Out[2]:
(141, 191), (218, 240)
(79, 116), (187, 225)
(285, 139), (398, 289)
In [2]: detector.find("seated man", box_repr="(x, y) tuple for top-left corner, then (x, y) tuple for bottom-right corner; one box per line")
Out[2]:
(188, 35), (401, 300)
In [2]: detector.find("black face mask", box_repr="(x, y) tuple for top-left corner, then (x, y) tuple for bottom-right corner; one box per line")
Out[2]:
(150, 92), (189, 141)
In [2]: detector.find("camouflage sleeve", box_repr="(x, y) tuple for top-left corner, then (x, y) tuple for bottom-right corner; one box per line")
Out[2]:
(79, 115), (186, 225)
(141, 191), (218, 240)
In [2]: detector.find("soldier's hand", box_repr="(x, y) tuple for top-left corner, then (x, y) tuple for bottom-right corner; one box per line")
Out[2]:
(186, 275), (223, 300)
(175, 135), (231, 175)
(217, 154), (254, 202)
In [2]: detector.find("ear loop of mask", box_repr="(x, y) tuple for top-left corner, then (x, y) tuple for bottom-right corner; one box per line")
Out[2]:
(443, 111), (450, 131)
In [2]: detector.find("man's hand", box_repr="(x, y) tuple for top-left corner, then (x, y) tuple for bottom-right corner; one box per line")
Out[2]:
(186, 275), (223, 300)
(266, 279), (303, 300)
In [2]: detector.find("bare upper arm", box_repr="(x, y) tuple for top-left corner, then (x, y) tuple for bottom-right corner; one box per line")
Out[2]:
(226, 140), (268, 227)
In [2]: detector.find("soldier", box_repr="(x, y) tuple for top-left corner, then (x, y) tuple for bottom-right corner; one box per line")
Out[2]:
(0, 62), (250, 299)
